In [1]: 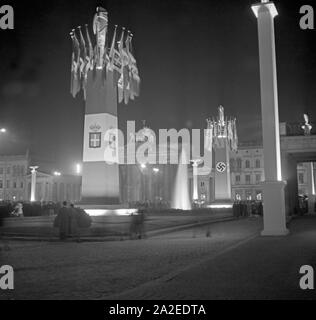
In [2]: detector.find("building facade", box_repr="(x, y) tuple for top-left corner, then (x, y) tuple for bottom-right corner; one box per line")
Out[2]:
(230, 144), (265, 201)
(0, 152), (81, 203)
(25, 172), (81, 203)
(0, 153), (30, 201)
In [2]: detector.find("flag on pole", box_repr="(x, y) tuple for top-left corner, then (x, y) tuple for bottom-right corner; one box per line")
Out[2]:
(85, 24), (94, 70)
(70, 30), (81, 98)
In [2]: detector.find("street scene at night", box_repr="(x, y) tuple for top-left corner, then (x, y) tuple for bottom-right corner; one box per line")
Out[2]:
(0, 0), (316, 308)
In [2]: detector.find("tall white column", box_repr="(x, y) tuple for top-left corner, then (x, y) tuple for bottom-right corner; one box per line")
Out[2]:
(30, 166), (38, 202)
(252, 1), (289, 235)
(307, 162), (315, 214)
(191, 160), (201, 201)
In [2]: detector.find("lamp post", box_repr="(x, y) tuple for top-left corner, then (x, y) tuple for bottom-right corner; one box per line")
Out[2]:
(30, 166), (39, 202)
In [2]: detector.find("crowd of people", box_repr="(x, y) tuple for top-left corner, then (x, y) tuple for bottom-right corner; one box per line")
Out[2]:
(233, 200), (263, 218)
(54, 201), (92, 241)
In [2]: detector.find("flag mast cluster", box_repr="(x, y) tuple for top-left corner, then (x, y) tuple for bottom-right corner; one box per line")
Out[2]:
(70, 7), (140, 103)
(205, 105), (238, 152)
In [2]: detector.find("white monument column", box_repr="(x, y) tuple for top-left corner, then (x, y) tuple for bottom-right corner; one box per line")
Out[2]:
(191, 159), (202, 202)
(307, 162), (315, 214)
(30, 166), (39, 202)
(252, 1), (289, 235)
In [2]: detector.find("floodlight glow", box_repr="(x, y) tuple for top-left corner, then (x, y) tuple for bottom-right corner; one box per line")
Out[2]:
(76, 163), (82, 175)
(84, 208), (138, 216)
(153, 167), (159, 173)
(207, 204), (233, 209)
(251, 1), (278, 19)
(0, 128), (6, 133)
(54, 171), (61, 176)
(140, 163), (146, 169)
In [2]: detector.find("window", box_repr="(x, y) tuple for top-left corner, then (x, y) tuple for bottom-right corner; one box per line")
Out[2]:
(230, 159), (235, 171)
(255, 159), (260, 168)
(20, 182), (24, 189)
(0, 180), (2, 188)
(6, 167), (10, 174)
(13, 181), (17, 189)
(255, 174), (261, 183)
(256, 191), (262, 201)
(298, 173), (304, 184)
(236, 158), (242, 169)
(245, 174), (251, 184)
(6, 180), (10, 188)
(245, 160), (250, 169)
(235, 175), (241, 184)
(0, 168), (3, 175)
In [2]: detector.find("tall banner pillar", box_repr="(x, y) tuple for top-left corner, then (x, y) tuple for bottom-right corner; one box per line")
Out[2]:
(214, 140), (231, 201)
(206, 106), (238, 208)
(81, 70), (120, 205)
(70, 7), (140, 212)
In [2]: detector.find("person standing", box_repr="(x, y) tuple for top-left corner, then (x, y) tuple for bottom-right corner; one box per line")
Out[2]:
(56, 201), (70, 240)
(69, 203), (80, 242)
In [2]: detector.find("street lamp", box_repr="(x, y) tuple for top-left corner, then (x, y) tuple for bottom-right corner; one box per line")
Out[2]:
(53, 171), (61, 176)
(0, 128), (6, 133)
(75, 163), (82, 175)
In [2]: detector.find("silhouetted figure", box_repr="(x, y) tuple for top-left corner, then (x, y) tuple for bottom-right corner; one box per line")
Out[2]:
(69, 204), (81, 242)
(129, 210), (146, 239)
(55, 201), (70, 240)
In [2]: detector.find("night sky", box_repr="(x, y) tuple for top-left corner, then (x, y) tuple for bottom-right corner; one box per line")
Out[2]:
(0, 0), (315, 173)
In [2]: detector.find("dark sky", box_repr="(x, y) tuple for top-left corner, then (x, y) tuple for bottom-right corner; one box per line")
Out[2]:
(0, 0), (315, 173)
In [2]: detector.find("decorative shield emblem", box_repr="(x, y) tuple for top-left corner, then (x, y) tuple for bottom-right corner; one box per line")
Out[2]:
(89, 132), (101, 148)
(216, 161), (226, 173)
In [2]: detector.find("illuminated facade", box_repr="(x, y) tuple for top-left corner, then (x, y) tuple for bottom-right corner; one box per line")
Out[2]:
(0, 152), (29, 201)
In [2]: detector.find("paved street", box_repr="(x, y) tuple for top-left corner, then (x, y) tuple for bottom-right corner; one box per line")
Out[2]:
(1, 217), (259, 299)
(1, 216), (316, 300)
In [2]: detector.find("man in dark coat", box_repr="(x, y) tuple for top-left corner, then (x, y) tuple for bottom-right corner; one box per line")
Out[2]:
(57, 201), (70, 240)
(69, 203), (80, 242)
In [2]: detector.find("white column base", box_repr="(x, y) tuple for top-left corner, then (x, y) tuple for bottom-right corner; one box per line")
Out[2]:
(261, 180), (289, 236)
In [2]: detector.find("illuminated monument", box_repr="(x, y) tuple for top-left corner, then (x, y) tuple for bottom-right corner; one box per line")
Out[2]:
(70, 7), (140, 210)
(206, 106), (238, 207)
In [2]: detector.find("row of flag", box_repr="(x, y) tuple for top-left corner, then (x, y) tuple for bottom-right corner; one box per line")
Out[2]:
(205, 108), (238, 153)
(70, 7), (140, 103)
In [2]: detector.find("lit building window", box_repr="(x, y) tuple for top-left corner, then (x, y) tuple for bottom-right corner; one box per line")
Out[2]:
(245, 174), (251, 184)
(255, 159), (260, 168)
(256, 191), (262, 201)
(246, 191), (252, 200)
(235, 175), (241, 184)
